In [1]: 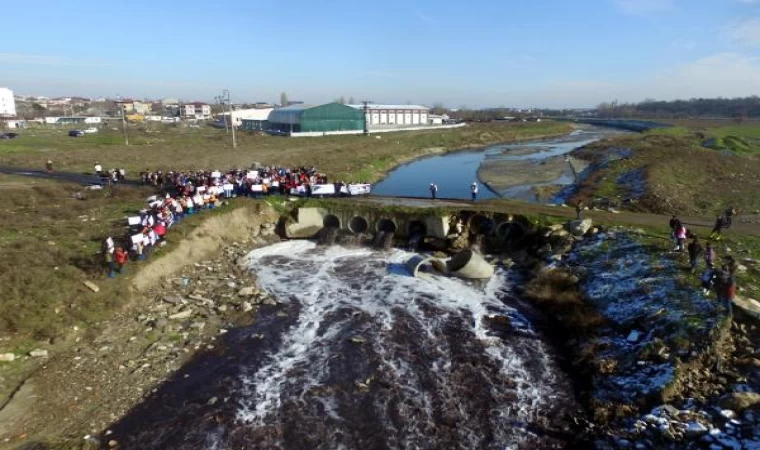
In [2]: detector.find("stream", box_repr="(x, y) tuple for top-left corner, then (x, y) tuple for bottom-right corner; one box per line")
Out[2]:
(372, 126), (628, 202)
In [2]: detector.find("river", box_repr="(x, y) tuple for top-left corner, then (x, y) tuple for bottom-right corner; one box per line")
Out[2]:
(372, 126), (628, 202)
(107, 241), (578, 449)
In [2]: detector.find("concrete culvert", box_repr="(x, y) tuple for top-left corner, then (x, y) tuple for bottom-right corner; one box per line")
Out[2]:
(348, 216), (369, 234)
(469, 214), (495, 235)
(408, 220), (427, 237)
(496, 222), (527, 241)
(405, 255), (447, 278)
(323, 214), (341, 229)
(376, 219), (397, 234)
(447, 249), (494, 279)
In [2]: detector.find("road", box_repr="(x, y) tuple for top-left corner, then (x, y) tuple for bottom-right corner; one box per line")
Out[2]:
(1, 165), (756, 237)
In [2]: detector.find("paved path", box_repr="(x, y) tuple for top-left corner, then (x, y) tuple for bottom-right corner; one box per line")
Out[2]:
(1, 165), (757, 238)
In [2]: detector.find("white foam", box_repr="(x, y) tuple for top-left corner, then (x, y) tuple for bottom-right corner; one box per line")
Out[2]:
(235, 241), (564, 447)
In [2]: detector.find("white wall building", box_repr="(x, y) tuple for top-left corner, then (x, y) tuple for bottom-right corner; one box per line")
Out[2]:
(218, 108), (274, 127)
(183, 103), (211, 119)
(348, 104), (429, 127)
(0, 88), (17, 117)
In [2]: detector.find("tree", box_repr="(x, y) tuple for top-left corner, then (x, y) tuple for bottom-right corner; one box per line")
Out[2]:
(280, 92), (289, 107)
(338, 96), (346, 104)
(431, 102), (447, 115)
(348, 96), (355, 104)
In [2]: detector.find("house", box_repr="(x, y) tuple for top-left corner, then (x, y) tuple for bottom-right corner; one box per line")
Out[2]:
(218, 107), (274, 128)
(0, 88), (17, 117)
(183, 102), (211, 119)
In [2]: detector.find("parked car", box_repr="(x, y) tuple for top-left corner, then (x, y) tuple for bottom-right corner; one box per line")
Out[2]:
(83, 127), (99, 134)
(69, 129), (85, 137)
(0, 132), (19, 139)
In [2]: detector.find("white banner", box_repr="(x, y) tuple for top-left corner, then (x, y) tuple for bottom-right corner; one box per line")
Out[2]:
(211, 171), (221, 178)
(195, 185), (206, 193)
(311, 184), (336, 196)
(250, 185), (264, 193)
(127, 216), (141, 226)
(222, 183), (234, 191)
(131, 233), (144, 244)
(290, 186), (307, 195)
(348, 184), (371, 196)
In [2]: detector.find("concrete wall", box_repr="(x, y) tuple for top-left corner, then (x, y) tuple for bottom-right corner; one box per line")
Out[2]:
(281, 122), (465, 137)
(285, 207), (451, 239)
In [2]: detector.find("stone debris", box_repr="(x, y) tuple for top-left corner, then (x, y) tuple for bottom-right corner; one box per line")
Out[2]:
(83, 280), (100, 293)
(29, 348), (49, 358)
(0, 353), (16, 362)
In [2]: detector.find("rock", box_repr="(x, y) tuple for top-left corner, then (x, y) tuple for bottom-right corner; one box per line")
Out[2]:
(108, 440), (118, 448)
(719, 392), (760, 412)
(29, 348), (49, 358)
(207, 396), (218, 406)
(736, 264), (748, 274)
(565, 219), (593, 236)
(163, 296), (184, 305)
(82, 280), (100, 293)
(0, 353), (16, 362)
(238, 287), (257, 297)
(169, 309), (193, 320)
(155, 318), (168, 329)
(242, 301), (253, 312)
(190, 321), (206, 331)
(627, 330), (641, 343)
(685, 421), (708, 438)
(350, 336), (366, 344)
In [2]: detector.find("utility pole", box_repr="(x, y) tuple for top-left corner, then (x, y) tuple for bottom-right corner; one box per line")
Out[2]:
(216, 95), (228, 133)
(223, 89), (237, 148)
(121, 105), (129, 146)
(362, 100), (371, 135)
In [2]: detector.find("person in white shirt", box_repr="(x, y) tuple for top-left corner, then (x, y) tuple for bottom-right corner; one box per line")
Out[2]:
(94, 162), (102, 175)
(429, 183), (438, 200)
(470, 182), (479, 201)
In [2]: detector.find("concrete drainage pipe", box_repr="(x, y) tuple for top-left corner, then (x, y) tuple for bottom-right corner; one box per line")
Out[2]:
(447, 249), (494, 279)
(405, 255), (447, 278)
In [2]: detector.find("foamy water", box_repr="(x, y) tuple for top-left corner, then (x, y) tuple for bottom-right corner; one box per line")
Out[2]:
(227, 241), (572, 449)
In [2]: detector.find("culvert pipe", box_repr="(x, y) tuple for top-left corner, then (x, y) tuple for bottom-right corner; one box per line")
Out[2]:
(323, 214), (341, 229)
(376, 218), (397, 233)
(447, 249), (494, 280)
(405, 255), (447, 278)
(348, 216), (369, 234)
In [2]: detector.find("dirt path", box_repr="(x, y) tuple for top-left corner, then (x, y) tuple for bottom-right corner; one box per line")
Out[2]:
(0, 166), (140, 186)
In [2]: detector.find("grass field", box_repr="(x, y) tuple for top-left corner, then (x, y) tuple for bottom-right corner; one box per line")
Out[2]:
(0, 121), (573, 183)
(649, 119), (760, 155)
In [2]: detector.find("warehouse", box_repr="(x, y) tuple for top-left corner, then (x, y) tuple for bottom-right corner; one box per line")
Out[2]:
(267, 103), (365, 134)
(348, 104), (429, 127)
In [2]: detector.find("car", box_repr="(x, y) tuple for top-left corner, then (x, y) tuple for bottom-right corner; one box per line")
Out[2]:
(83, 127), (99, 134)
(69, 129), (85, 137)
(0, 132), (19, 139)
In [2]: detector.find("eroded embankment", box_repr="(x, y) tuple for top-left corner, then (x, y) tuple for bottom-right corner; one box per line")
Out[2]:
(132, 202), (280, 291)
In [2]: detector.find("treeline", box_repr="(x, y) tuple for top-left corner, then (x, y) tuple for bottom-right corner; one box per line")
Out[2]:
(597, 96), (760, 119)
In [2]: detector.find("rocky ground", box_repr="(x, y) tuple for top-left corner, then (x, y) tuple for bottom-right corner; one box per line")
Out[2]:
(0, 225), (281, 449)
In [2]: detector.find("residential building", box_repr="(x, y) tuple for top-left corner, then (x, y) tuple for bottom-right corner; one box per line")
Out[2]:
(348, 104), (429, 127)
(183, 102), (211, 119)
(0, 88), (17, 117)
(115, 99), (150, 115)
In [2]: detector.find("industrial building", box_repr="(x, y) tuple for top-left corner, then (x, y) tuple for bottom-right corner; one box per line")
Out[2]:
(348, 104), (429, 127)
(221, 107), (274, 130)
(0, 88), (17, 117)
(267, 103), (365, 134)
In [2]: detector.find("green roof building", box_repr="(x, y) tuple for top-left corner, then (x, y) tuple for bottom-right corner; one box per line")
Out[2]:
(268, 103), (365, 134)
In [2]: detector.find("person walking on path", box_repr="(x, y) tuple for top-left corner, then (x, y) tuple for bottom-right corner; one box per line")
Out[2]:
(94, 162), (102, 176)
(575, 200), (585, 220)
(45, 160), (53, 173)
(687, 236), (703, 272)
(103, 237), (115, 278)
(114, 246), (128, 274)
(674, 224), (688, 252)
(470, 182), (479, 201)
(705, 242), (716, 268)
(429, 183), (438, 200)
(716, 265), (736, 316)
(669, 215), (681, 247)
(710, 215), (726, 240)
(724, 207), (736, 229)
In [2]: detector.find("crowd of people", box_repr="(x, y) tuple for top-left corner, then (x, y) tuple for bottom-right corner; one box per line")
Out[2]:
(102, 164), (370, 278)
(137, 165), (364, 198)
(669, 207), (739, 315)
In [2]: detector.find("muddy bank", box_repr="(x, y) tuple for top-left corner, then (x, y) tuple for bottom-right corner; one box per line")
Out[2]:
(478, 155), (589, 194)
(0, 202), (281, 449)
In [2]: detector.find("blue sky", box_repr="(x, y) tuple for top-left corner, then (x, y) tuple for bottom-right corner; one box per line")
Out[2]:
(1, 0), (759, 107)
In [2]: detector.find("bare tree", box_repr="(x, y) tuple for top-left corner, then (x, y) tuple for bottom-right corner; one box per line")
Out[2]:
(280, 92), (289, 107)
(348, 96), (355, 104)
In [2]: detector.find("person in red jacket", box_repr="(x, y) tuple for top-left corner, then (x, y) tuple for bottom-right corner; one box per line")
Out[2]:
(114, 246), (128, 274)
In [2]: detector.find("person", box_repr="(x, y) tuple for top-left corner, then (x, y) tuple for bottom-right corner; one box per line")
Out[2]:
(103, 237), (115, 278)
(470, 182), (479, 201)
(724, 207), (736, 229)
(701, 267), (716, 295)
(45, 160), (53, 173)
(675, 224), (687, 252)
(669, 215), (681, 246)
(430, 183), (438, 200)
(94, 162), (102, 176)
(114, 246), (128, 274)
(716, 265), (736, 315)
(687, 236), (703, 272)
(710, 215), (725, 240)
(575, 200), (585, 220)
(705, 242), (716, 268)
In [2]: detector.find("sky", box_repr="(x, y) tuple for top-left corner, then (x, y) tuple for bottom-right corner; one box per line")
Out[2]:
(1, 0), (759, 108)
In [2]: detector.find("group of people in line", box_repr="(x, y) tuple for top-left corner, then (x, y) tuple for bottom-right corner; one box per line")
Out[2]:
(103, 164), (343, 278)
(428, 182), (479, 201)
(94, 162), (126, 184)
(138, 166), (357, 198)
(669, 207), (739, 315)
